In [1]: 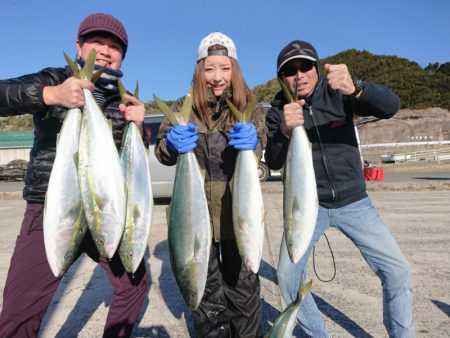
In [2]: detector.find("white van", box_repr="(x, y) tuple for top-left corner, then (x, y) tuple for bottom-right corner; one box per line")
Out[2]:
(143, 113), (176, 198)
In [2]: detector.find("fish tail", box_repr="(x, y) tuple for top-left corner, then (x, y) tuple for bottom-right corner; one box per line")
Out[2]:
(297, 272), (313, 305)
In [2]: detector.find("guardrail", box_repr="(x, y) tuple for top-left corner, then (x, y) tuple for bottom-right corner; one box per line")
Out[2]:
(380, 147), (450, 163)
(361, 140), (450, 149)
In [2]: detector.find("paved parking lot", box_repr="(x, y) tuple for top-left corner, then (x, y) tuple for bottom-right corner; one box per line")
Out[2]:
(0, 175), (449, 337)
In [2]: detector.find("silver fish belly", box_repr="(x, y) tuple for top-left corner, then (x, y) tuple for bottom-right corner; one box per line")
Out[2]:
(283, 126), (318, 264)
(44, 108), (87, 277)
(168, 152), (211, 310)
(232, 149), (265, 273)
(119, 122), (154, 273)
(78, 89), (126, 259)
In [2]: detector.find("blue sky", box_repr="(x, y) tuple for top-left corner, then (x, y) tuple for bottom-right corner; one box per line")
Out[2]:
(1, 0), (449, 102)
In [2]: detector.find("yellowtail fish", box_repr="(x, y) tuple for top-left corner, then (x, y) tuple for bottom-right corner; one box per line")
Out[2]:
(43, 107), (87, 277)
(118, 80), (154, 274)
(154, 91), (211, 309)
(227, 97), (265, 273)
(77, 49), (126, 258)
(280, 78), (318, 264)
(266, 276), (312, 337)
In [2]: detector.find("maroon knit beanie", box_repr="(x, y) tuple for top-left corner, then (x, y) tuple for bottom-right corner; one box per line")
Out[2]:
(78, 13), (128, 55)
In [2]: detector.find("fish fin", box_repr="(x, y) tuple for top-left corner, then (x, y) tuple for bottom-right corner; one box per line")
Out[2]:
(133, 81), (139, 99)
(153, 93), (179, 125)
(117, 80), (139, 107)
(243, 95), (256, 122)
(74, 203), (87, 231)
(278, 78), (294, 103)
(133, 205), (142, 223)
(91, 66), (105, 84)
(117, 79), (129, 105)
(63, 52), (80, 79)
(73, 152), (78, 166)
(94, 193), (106, 211)
(297, 272), (313, 304)
(292, 74), (299, 102)
(227, 95), (255, 123)
(180, 89), (193, 124)
(80, 49), (96, 81)
(226, 98), (243, 122)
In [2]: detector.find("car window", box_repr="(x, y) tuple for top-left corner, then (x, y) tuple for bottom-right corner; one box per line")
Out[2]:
(145, 122), (161, 146)
(143, 115), (164, 147)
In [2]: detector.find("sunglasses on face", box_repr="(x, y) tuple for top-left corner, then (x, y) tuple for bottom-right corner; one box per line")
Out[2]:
(282, 61), (316, 77)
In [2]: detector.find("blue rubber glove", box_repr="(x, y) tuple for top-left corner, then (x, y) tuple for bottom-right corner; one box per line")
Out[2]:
(166, 123), (198, 153)
(228, 122), (258, 150)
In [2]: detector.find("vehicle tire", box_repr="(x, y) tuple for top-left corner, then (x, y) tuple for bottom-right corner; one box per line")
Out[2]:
(258, 162), (270, 182)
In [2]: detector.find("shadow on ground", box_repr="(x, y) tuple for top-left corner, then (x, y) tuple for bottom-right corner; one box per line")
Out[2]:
(431, 299), (450, 317)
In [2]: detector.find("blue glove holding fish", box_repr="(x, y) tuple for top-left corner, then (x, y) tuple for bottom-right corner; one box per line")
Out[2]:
(166, 122), (198, 153)
(228, 122), (258, 150)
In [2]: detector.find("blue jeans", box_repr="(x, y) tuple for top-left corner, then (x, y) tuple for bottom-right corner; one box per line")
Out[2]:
(277, 197), (415, 338)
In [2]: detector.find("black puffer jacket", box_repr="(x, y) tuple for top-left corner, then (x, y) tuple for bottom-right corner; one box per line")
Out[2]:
(0, 67), (127, 202)
(265, 77), (400, 208)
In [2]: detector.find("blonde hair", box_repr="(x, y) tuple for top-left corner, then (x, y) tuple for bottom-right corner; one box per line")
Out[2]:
(192, 45), (252, 120)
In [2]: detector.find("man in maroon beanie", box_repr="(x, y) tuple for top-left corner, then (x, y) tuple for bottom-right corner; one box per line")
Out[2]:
(0, 13), (148, 338)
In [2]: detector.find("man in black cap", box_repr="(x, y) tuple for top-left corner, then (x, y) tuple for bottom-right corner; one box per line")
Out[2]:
(265, 40), (415, 337)
(0, 13), (147, 338)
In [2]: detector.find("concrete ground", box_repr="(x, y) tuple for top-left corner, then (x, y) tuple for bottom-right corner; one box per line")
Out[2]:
(0, 169), (449, 337)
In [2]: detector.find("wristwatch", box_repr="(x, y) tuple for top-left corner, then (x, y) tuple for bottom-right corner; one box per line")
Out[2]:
(350, 79), (365, 98)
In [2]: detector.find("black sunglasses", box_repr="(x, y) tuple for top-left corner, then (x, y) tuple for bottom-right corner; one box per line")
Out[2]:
(282, 61), (316, 77)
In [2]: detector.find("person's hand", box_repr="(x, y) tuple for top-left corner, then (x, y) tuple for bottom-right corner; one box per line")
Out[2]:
(119, 94), (145, 128)
(324, 63), (355, 96)
(166, 123), (198, 153)
(43, 77), (94, 108)
(281, 100), (305, 136)
(228, 122), (258, 150)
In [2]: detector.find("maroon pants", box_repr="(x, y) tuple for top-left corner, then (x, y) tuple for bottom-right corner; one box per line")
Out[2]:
(0, 202), (148, 338)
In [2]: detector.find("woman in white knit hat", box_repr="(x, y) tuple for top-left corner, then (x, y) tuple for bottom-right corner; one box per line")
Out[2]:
(155, 31), (267, 337)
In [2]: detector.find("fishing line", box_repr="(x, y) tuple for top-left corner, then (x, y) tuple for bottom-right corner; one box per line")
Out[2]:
(312, 232), (336, 282)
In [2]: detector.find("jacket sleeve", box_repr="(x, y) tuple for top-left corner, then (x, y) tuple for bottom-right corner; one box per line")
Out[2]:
(154, 117), (178, 166)
(347, 82), (400, 119)
(0, 67), (69, 117)
(250, 105), (267, 162)
(264, 106), (290, 170)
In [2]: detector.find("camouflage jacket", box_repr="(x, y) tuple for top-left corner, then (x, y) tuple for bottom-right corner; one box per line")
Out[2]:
(155, 89), (267, 242)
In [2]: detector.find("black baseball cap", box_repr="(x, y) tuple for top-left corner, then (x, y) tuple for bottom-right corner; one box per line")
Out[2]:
(277, 40), (319, 74)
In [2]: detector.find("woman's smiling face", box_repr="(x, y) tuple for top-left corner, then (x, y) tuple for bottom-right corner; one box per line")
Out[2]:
(203, 55), (232, 97)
